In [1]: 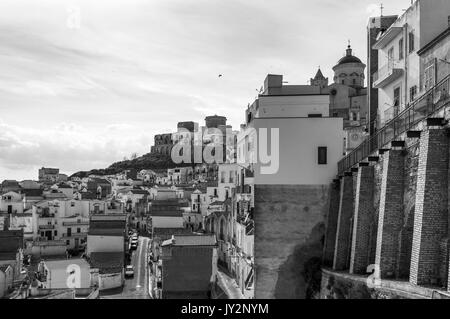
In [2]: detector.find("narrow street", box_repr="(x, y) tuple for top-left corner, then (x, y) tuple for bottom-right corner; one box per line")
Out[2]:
(100, 236), (151, 299)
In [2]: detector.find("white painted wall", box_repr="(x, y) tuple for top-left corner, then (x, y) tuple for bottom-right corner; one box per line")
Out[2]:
(248, 117), (344, 185)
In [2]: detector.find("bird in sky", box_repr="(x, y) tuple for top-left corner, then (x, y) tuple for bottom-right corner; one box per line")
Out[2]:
(218, 74), (223, 77)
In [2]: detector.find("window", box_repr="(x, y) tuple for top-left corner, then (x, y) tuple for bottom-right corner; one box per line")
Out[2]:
(410, 85), (417, 102)
(388, 47), (394, 61)
(318, 147), (327, 165)
(54, 230), (57, 236)
(77, 228), (81, 233)
(423, 59), (436, 90)
(332, 112), (338, 117)
(409, 31), (415, 52)
(399, 38), (404, 60)
(341, 80), (345, 84)
(71, 202), (75, 207)
(352, 79), (356, 85)
(393, 87), (401, 107)
(66, 240), (70, 245)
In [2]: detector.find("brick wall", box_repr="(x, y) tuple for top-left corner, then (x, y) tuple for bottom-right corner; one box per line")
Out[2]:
(333, 175), (354, 271)
(410, 128), (449, 286)
(375, 149), (405, 279)
(396, 142), (419, 279)
(350, 166), (375, 274)
(323, 181), (340, 267)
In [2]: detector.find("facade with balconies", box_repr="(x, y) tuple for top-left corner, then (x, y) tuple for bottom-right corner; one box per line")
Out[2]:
(31, 199), (91, 251)
(374, 0), (450, 129)
(324, 2), (450, 299)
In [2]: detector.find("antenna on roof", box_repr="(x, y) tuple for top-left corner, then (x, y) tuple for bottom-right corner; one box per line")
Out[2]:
(380, 3), (384, 16)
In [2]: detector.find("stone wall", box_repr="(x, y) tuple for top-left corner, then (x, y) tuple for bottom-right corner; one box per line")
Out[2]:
(322, 124), (450, 298)
(254, 184), (330, 299)
(320, 269), (443, 299)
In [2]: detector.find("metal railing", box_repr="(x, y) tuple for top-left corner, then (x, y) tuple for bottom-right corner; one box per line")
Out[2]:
(373, 59), (402, 83)
(62, 232), (87, 238)
(38, 225), (55, 230)
(62, 220), (89, 226)
(338, 74), (450, 175)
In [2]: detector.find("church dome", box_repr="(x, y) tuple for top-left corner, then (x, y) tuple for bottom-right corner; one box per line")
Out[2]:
(336, 44), (362, 65)
(337, 55), (362, 65)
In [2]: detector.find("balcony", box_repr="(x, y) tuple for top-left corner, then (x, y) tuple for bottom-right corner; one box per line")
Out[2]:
(373, 60), (404, 88)
(62, 220), (89, 226)
(38, 225), (55, 230)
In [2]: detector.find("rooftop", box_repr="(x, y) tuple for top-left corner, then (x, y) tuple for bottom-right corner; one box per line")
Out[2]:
(89, 252), (123, 274)
(150, 210), (183, 217)
(44, 258), (90, 270)
(0, 229), (24, 254)
(153, 227), (193, 241)
(162, 234), (217, 247)
(129, 189), (149, 195)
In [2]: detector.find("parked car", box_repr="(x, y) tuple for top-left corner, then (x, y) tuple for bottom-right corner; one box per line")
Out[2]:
(125, 265), (134, 278)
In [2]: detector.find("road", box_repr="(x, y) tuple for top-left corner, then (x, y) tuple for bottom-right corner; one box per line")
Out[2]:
(100, 236), (151, 299)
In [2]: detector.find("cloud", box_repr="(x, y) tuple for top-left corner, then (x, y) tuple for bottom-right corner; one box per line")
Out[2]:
(0, 120), (153, 178)
(0, 0), (410, 180)
(366, 3), (380, 17)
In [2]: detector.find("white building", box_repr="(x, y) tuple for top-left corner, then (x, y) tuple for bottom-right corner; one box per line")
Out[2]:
(31, 199), (91, 250)
(373, 0), (450, 127)
(237, 74), (344, 298)
(0, 192), (24, 214)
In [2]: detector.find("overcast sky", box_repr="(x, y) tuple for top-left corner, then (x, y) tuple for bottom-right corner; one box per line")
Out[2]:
(0, 0), (410, 180)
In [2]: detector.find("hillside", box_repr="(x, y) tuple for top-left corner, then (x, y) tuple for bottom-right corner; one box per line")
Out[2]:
(71, 152), (190, 178)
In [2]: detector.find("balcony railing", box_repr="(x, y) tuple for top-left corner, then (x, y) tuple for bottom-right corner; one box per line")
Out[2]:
(62, 220), (89, 226)
(38, 225), (55, 230)
(338, 74), (450, 175)
(373, 59), (403, 88)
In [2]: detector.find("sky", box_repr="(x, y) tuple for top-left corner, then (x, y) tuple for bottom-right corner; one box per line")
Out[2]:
(0, 0), (410, 180)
